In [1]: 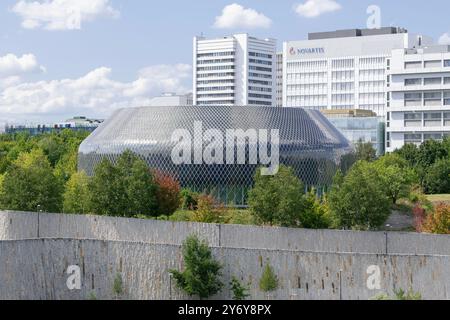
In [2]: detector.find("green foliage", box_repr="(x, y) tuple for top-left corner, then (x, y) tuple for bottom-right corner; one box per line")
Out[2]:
(328, 162), (391, 230)
(180, 188), (199, 210)
(373, 153), (417, 204)
(87, 291), (97, 300)
(63, 171), (91, 214)
(423, 158), (450, 194)
(248, 165), (306, 227)
(0, 149), (63, 212)
(355, 140), (377, 162)
(230, 277), (250, 300)
(372, 289), (422, 300)
(223, 209), (257, 226)
(259, 263), (278, 293)
(89, 151), (158, 217)
(299, 190), (332, 229)
(170, 235), (223, 300)
(113, 273), (124, 297)
(190, 194), (226, 223)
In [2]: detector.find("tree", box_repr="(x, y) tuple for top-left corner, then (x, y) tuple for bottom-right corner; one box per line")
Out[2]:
(0, 149), (63, 212)
(423, 158), (450, 194)
(355, 140), (377, 162)
(63, 171), (91, 214)
(248, 165), (306, 227)
(328, 162), (391, 230)
(259, 263), (278, 294)
(153, 170), (181, 216)
(180, 188), (199, 210)
(89, 151), (158, 217)
(230, 277), (250, 300)
(422, 203), (449, 235)
(395, 143), (419, 167)
(191, 194), (226, 223)
(299, 190), (331, 229)
(170, 235), (223, 300)
(374, 154), (417, 204)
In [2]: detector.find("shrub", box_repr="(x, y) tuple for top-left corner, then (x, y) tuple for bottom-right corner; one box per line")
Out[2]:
(423, 158), (450, 194)
(63, 171), (91, 214)
(299, 190), (332, 229)
(422, 203), (450, 235)
(153, 170), (181, 216)
(180, 188), (199, 210)
(259, 263), (278, 293)
(248, 165), (306, 227)
(412, 204), (427, 233)
(230, 277), (250, 300)
(170, 235), (223, 300)
(223, 209), (257, 226)
(190, 194), (226, 223)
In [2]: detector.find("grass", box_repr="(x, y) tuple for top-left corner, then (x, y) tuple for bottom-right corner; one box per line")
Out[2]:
(426, 194), (450, 204)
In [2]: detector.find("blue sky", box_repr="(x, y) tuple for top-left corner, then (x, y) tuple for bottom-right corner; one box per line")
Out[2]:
(1, 0), (450, 124)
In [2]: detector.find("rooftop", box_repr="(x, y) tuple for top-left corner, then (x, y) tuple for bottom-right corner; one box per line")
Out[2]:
(308, 27), (408, 40)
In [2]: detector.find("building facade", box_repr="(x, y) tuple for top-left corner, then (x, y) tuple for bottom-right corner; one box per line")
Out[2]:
(78, 106), (352, 205)
(276, 52), (283, 107)
(283, 27), (431, 116)
(5, 116), (103, 135)
(386, 46), (450, 152)
(147, 92), (193, 106)
(193, 34), (277, 107)
(322, 109), (385, 156)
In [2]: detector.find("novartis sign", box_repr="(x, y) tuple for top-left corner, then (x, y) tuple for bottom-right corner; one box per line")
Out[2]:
(289, 47), (325, 56)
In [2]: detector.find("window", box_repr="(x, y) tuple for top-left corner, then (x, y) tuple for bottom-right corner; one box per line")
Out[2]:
(444, 91), (450, 105)
(405, 61), (421, 69)
(405, 78), (421, 86)
(424, 60), (441, 68)
(404, 92), (422, 106)
(424, 133), (443, 141)
(424, 112), (442, 127)
(424, 92), (442, 106)
(444, 77), (450, 84)
(444, 60), (450, 67)
(444, 112), (450, 126)
(404, 133), (422, 145)
(424, 77), (442, 85)
(404, 113), (422, 127)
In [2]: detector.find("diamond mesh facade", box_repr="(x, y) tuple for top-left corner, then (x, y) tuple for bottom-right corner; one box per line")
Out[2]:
(78, 106), (353, 205)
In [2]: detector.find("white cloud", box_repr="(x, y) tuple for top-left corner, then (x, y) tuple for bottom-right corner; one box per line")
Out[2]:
(0, 53), (45, 77)
(0, 64), (192, 120)
(438, 33), (450, 45)
(294, 0), (341, 18)
(12, 0), (120, 31)
(214, 3), (272, 29)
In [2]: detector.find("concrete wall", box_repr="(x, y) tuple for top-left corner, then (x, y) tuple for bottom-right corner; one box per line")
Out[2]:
(0, 211), (449, 300)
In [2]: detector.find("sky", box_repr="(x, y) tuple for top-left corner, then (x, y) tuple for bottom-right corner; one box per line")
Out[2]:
(1, 0), (450, 126)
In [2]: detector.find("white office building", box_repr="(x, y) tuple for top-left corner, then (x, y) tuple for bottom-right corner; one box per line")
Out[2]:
(283, 27), (431, 116)
(193, 34), (276, 106)
(147, 92), (193, 107)
(276, 52), (283, 107)
(386, 46), (450, 152)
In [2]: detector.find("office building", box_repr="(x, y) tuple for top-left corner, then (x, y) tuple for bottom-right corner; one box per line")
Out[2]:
(193, 34), (277, 106)
(322, 109), (385, 156)
(78, 105), (352, 205)
(283, 27), (432, 116)
(386, 46), (450, 152)
(5, 116), (103, 135)
(276, 52), (283, 107)
(147, 92), (193, 106)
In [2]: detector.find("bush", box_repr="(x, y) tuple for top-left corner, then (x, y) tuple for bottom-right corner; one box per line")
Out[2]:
(299, 190), (332, 229)
(230, 277), (250, 300)
(248, 165), (306, 227)
(170, 235), (223, 300)
(328, 162), (391, 230)
(180, 188), (199, 210)
(153, 170), (181, 216)
(423, 158), (450, 194)
(223, 209), (257, 226)
(259, 263), (278, 293)
(422, 203), (450, 234)
(63, 171), (91, 214)
(190, 194), (226, 223)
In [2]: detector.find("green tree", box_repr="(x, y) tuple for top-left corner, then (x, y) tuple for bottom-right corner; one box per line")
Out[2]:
(355, 140), (377, 162)
(230, 277), (250, 300)
(423, 158), (450, 194)
(248, 165), (306, 227)
(170, 235), (223, 300)
(259, 263), (278, 293)
(395, 143), (419, 167)
(63, 171), (91, 214)
(374, 153), (417, 204)
(328, 162), (391, 230)
(0, 149), (62, 212)
(299, 190), (331, 229)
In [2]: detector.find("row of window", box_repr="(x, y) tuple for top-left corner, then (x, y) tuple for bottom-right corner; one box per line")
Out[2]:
(197, 93), (235, 98)
(197, 100), (234, 105)
(249, 65), (272, 72)
(197, 58), (235, 65)
(248, 86), (272, 93)
(249, 79), (272, 86)
(405, 60), (450, 69)
(197, 79), (235, 85)
(405, 77), (450, 86)
(332, 59), (354, 69)
(404, 112), (450, 127)
(248, 100), (272, 106)
(197, 51), (235, 58)
(403, 132), (450, 144)
(197, 86), (235, 92)
(404, 91), (450, 106)
(249, 52), (272, 59)
(249, 59), (272, 66)
(197, 72), (234, 78)
(249, 72), (273, 79)
(197, 65), (234, 71)
(248, 93), (272, 99)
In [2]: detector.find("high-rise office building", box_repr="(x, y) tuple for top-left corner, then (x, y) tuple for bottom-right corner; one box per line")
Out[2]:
(386, 46), (450, 152)
(193, 34), (276, 106)
(276, 52), (283, 107)
(283, 27), (432, 116)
